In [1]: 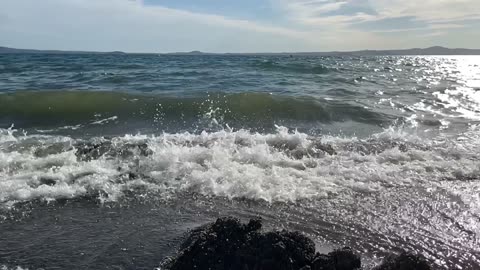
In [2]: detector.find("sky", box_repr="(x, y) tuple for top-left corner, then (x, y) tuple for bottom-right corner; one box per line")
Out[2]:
(1, 0), (479, 53)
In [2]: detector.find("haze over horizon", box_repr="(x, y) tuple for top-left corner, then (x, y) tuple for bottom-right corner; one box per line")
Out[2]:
(1, 0), (480, 53)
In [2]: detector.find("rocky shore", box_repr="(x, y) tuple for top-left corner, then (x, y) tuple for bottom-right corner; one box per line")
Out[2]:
(162, 217), (432, 270)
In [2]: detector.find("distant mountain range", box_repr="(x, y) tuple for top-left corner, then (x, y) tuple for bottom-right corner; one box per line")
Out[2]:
(1, 46), (480, 55)
(0, 46), (126, 55)
(324, 46), (480, 56)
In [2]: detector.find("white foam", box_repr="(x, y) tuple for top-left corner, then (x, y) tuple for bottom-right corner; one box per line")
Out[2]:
(0, 266), (29, 270)
(0, 125), (18, 143)
(91, 116), (118, 125)
(1, 126), (479, 207)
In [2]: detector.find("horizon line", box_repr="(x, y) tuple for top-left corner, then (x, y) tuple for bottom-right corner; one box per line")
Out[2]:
(2, 45), (480, 55)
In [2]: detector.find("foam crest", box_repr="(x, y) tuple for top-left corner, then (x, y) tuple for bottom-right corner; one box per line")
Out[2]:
(0, 266), (28, 270)
(0, 126), (479, 207)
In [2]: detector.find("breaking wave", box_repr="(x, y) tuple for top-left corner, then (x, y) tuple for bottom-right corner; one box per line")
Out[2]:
(0, 91), (392, 128)
(1, 124), (479, 208)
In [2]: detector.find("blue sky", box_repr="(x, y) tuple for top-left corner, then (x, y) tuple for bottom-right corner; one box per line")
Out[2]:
(1, 0), (479, 52)
(143, 0), (280, 21)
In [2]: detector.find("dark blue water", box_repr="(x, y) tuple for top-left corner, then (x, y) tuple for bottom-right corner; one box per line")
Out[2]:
(0, 54), (480, 269)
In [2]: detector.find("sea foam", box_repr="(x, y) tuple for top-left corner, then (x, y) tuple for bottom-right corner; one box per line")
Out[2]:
(1, 125), (479, 209)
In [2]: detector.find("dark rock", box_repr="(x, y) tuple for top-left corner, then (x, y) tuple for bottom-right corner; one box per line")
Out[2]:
(374, 252), (432, 270)
(39, 177), (57, 186)
(311, 248), (361, 270)
(127, 172), (138, 180)
(165, 217), (361, 270)
(246, 218), (262, 232)
(312, 254), (335, 270)
(329, 247), (361, 270)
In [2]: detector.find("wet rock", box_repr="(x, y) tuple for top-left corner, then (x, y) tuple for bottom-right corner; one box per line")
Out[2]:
(373, 252), (431, 270)
(246, 218), (262, 231)
(127, 172), (138, 180)
(165, 217), (361, 270)
(312, 254), (335, 270)
(311, 248), (361, 270)
(329, 248), (361, 270)
(39, 177), (57, 186)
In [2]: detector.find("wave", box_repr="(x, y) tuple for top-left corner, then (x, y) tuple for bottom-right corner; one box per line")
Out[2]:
(1, 125), (479, 207)
(2, 125), (479, 270)
(0, 91), (391, 128)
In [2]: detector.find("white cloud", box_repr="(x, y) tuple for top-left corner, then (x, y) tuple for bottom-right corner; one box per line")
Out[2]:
(0, 0), (478, 52)
(268, 0), (480, 50)
(370, 0), (480, 22)
(276, 0), (480, 30)
(279, 0), (348, 20)
(0, 0), (316, 52)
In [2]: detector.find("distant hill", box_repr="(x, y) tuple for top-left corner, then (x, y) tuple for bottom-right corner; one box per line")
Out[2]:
(339, 46), (480, 56)
(235, 46), (480, 56)
(1, 46), (480, 55)
(165, 50), (211, 56)
(0, 46), (126, 54)
(163, 46), (480, 56)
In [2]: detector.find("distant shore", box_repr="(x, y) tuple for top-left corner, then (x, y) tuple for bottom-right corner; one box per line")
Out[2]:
(1, 45), (480, 56)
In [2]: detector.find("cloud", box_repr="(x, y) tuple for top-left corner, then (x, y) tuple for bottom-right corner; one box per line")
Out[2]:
(0, 0), (478, 52)
(370, 0), (480, 23)
(267, 0), (480, 50)
(0, 0), (315, 52)
(276, 0), (480, 31)
(283, 0), (349, 18)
